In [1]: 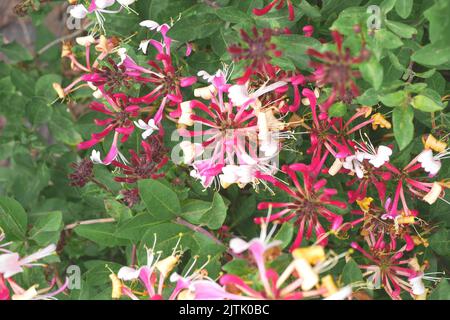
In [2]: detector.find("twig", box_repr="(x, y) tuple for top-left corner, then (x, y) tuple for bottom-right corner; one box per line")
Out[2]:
(174, 217), (238, 258)
(64, 218), (115, 230)
(37, 21), (94, 56)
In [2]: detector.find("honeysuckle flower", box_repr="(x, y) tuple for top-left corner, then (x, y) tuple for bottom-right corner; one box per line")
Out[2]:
(121, 23), (196, 124)
(55, 35), (121, 98)
(307, 31), (370, 110)
(134, 119), (158, 139)
(0, 244), (57, 278)
(228, 28), (285, 84)
(351, 241), (422, 300)
(255, 156), (347, 250)
(177, 70), (286, 189)
(381, 153), (448, 217)
(346, 198), (420, 252)
(78, 93), (139, 165)
(113, 234), (183, 300)
(417, 148), (449, 176)
(111, 135), (168, 183)
(69, 0), (136, 31)
(228, 81), (287, 108)
(9, 278), (69, 301)
(253, 0), (296, 21)
(216, 226), (350, 300)
(69, 158), (94, 187)
(299, 89), (374, 161)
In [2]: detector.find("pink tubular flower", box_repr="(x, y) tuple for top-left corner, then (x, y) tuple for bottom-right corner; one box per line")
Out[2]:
(0, 244), (57, 279)
(300, 89), (374, 161)
(345, 198), (419, 252)
(351, 241), (420, 300)
(125, 22), (197, 124)
(307, 31), (370, 110)
(111, 134), (168, 183)
(228, 27), (284, 84)
(54, 35), (120, 99)
(113, 235), (183, 300)
(78, 93), (139, 165)
(382, 152), (448, 218)
(253, 0), (296, 21)
(202, 222), (351, 300)
(178, 69), (287, 189)
(255, 155), (347, 250)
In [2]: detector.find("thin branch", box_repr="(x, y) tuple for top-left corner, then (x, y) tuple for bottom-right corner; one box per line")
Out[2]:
(37, 21), (94, 56)
(174, 217), (238, 258)
(64, 218), (115, 230)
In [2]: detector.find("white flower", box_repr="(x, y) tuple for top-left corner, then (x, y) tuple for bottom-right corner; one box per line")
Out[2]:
(228, 81), (287, 107)
(139, 40), (151, 54)
(194, 85), (216, 100)
(75, 35), (96, 47)
(365, 145), (392, 168)
(423, 182), (443, 205)
(323, 286), (352, 300)
(139, 20), (161, 30)
(134, 119), (158, 139)
(417, 149), (442, 176)
(228, 84), (250, 106)
(0, 244), (56, 278)
(117, 47), (128, 65)
(117, 0), (136, 7)
(180, 141), (203, 164)
(343, 152), (366, 179)
(409, 275), (426, 296)
(90, 150), (103, 164)
(178, 101), (194, 126)
(69, 4), (88, 19)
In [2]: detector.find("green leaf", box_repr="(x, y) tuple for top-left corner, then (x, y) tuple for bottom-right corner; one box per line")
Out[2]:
(167, 14), (222, 42)
(342, 258), (363, 285)
(29, 211), (63, 246)
(138, 179), (181, 220)
(35, 74), (62, 101)
(273, 223), (294, 249)
(48, 110), (83, 146)
(360, 58), (384, 90)
(393, 106), (414, 150)
(374, 29), (403, 49)
(429, 280), (450, 300)
(380, 91), (408, 107)
(222, 259), (252, 277)
(74, 223), (124, 247)
(104, 199), (132, 223)
(411, 95), (444, 112)
(395, 0), (413, 19)
(0, 196), (28, 241)
(385, 20), (417, 39)
(215, 7), (253, 24)
(199, 193), (228, 230)
(0, 40), (33, 63)
(429, 229), (449, 257)
(328, 102), (347, 117)
(115, 213), (159, 241)
(412, 42), (450, 67)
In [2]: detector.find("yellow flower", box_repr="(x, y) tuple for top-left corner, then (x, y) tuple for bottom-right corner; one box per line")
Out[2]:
(371, 113), (391, 130)
(292, 246), (326, 265)
(110, 273), (123, 299)
(356, 197), (373, 213)
(321, 275), (338, 297)
(422, 134), (447, 153)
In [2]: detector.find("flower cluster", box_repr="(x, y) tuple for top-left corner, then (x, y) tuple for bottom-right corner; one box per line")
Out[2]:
(49, 2), (449, 301)
(0, 231), (67, 300)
